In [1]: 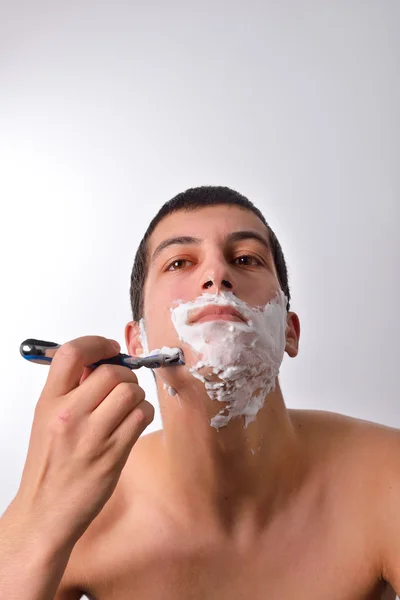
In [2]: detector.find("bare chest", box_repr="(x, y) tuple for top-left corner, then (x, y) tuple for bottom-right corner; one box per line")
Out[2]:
(81, 553), (389, 600)
(68, 415), (394, 600)
(74, 507), (388, 600)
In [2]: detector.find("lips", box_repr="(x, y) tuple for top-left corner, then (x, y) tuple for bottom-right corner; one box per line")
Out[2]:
(188, 305), (247, 325)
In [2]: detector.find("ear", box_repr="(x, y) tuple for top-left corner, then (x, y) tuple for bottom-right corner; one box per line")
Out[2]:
(285, 312), (300, 358)
(125, 321), (144, 357)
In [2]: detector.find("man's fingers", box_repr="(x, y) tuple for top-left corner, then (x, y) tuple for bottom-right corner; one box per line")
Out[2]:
(71, 364), (139, 417)
(44, 336), (121, 397)
(79, 366), (95, 386)
(90, 382), (146, 438)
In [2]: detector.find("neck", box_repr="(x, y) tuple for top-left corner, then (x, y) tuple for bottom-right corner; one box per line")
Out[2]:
(154, 374), (305, 536)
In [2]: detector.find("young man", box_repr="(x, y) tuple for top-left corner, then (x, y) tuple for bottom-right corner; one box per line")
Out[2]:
(2, 186), (400, 599)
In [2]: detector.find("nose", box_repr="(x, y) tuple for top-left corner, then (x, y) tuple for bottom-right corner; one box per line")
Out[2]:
(199, 249), (236, 294)
(203, 278), (233, 291)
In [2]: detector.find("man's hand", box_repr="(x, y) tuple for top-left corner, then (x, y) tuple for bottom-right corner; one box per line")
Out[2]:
(11, 335), (154, 548)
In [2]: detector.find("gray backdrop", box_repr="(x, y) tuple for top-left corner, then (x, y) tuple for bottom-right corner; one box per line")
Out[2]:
(0, 1), (399, 598)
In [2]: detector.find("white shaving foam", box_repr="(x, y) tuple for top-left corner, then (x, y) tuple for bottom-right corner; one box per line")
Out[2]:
(138, 319), (150, 356)
(138, 321), (179, 396)
(170, 289), (288, 429)
(152, 346), (181, 396)
(163, 382), (178, 396)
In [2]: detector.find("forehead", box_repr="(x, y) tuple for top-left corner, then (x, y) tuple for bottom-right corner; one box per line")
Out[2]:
(147, 205), (271, 253)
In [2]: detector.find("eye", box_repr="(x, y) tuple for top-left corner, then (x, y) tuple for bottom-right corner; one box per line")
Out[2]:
(167, 258), (194, 271)
(233, 255), (263, 267)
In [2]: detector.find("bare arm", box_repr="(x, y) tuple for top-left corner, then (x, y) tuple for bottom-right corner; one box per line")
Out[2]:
(0, 499), (77, 600)
(1, 336), (153, 600)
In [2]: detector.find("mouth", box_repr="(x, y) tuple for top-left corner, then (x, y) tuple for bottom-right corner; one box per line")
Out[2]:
(188, 305), (247, 325)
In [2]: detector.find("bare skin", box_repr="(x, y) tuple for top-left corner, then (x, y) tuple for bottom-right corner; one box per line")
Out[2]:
(56, 409), (399, 599)
(53, 206), (400, 598)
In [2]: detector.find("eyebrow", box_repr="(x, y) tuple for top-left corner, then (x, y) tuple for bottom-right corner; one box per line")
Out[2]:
(151, 230), (272, 264)
(151, 236), (202, 264)
(228, 230), (272, 255)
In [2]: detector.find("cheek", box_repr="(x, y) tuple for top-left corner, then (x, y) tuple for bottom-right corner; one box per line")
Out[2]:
(143, 299), (182, 352)
(143, 276), (194, 347)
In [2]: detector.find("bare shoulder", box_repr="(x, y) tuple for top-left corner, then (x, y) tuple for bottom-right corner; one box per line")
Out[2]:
(290, 407), (400, 452)
(291, 408), (400, 590)
(290, 407), (400, 481)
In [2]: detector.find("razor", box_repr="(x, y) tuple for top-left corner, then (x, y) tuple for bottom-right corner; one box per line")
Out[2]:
(19, 338), (185, 370)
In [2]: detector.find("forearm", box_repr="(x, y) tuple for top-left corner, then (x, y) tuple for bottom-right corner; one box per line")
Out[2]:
(0, 500), (75, 600)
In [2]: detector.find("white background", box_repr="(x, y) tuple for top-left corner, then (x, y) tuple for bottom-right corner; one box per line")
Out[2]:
(0, 1), (399, 598)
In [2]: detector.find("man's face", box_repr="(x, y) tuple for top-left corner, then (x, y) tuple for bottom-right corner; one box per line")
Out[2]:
(140, 205), (283, 360)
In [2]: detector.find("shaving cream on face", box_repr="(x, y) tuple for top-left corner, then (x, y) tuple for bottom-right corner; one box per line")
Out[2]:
(138, 319), (150, 357)
(170, 289), (288, 429)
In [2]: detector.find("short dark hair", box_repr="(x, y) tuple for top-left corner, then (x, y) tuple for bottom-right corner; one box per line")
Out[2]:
(129, 185), (291, 321)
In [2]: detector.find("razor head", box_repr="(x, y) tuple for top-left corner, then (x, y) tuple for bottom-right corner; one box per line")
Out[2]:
(162, 349), (185, 366)
(134, 348), (185, 369)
